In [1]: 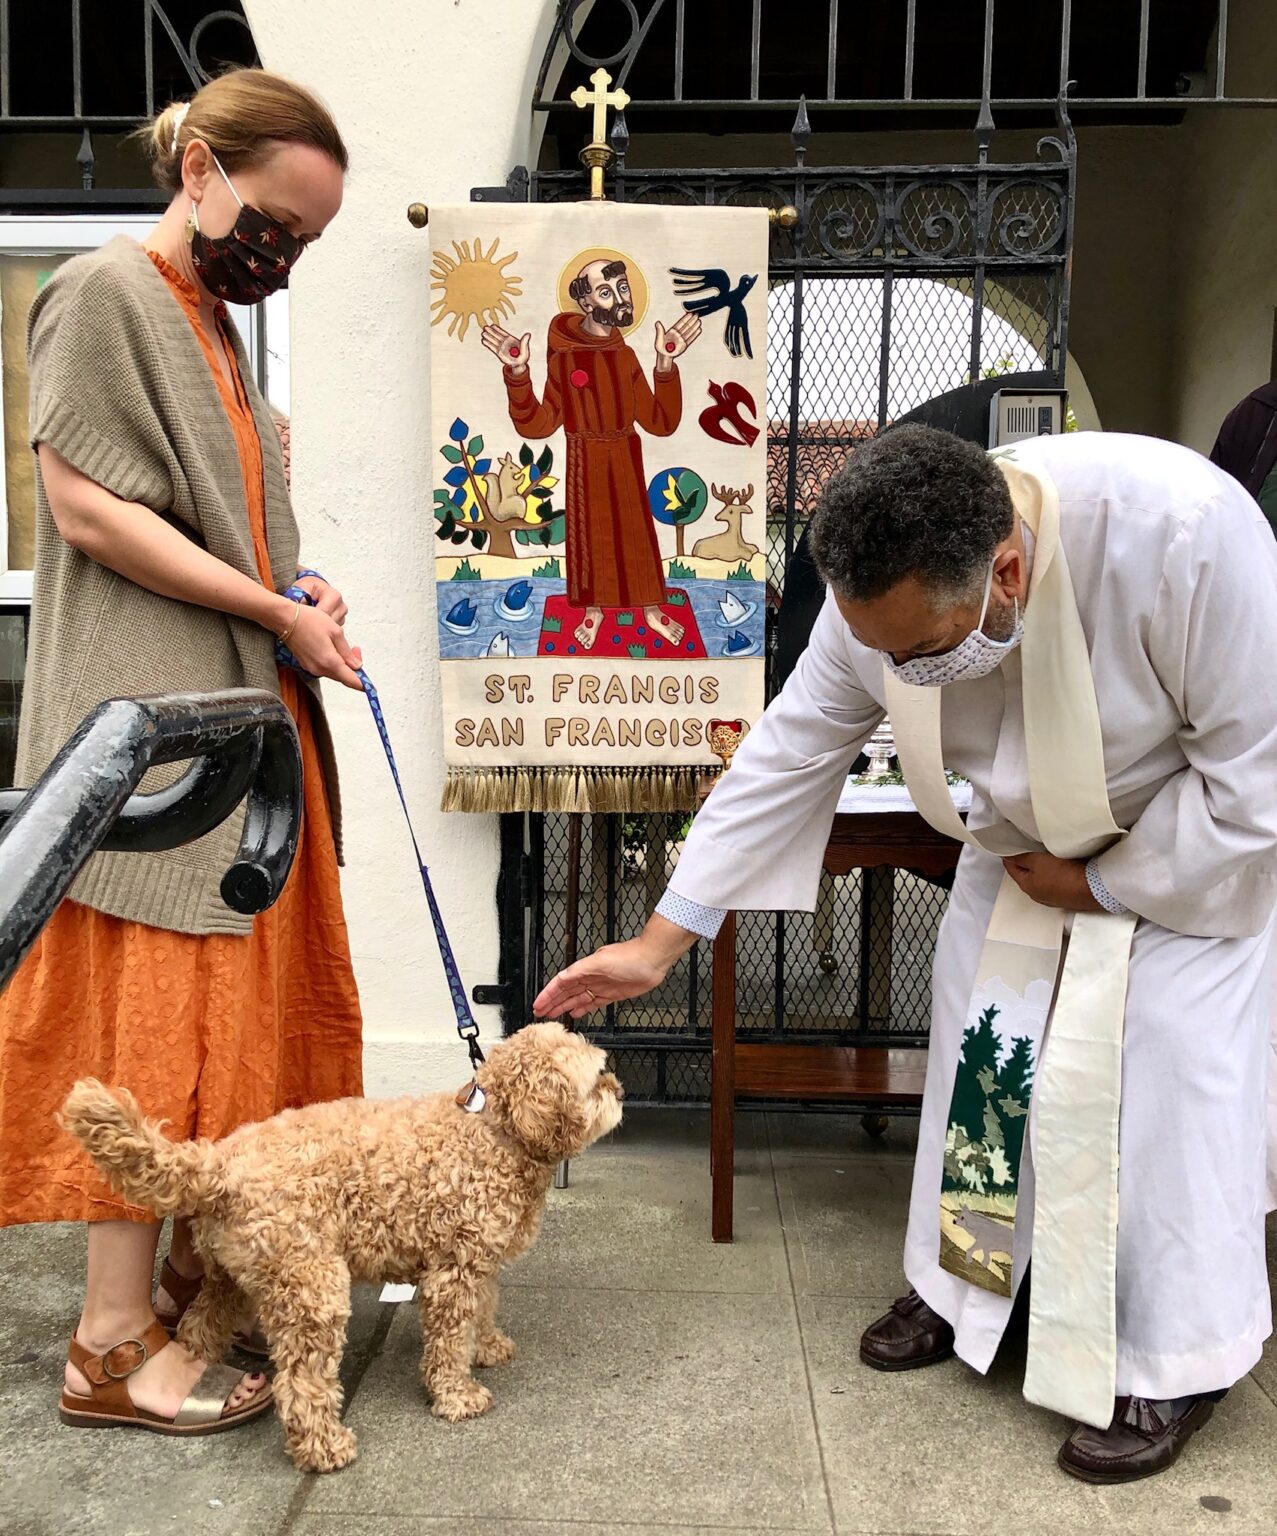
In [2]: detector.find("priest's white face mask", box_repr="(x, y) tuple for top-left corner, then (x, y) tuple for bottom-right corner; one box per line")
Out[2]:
(882, 560), (1023, 688)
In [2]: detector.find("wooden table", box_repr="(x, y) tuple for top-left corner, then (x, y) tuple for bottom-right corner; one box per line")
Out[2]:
(710, 802), (963, 1242)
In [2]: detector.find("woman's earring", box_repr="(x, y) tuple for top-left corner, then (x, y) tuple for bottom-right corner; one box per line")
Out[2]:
(184, 204), (198, 244)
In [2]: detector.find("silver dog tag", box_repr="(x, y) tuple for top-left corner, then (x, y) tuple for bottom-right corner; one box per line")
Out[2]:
(455, 1082), (486, 1114)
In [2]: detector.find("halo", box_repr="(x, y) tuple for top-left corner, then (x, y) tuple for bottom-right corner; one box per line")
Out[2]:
(557, 248), (649, 337)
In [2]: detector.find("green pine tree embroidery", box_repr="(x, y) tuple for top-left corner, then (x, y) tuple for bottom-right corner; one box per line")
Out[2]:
(950, 1005), (1002, 1146)
(996, 1034), (1035, 1180)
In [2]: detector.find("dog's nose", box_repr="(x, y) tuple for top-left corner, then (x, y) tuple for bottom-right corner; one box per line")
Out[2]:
(614, 1082), (625, 1102)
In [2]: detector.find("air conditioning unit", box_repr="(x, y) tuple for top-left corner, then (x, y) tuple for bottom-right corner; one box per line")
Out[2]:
(988, 389), (1068, 448)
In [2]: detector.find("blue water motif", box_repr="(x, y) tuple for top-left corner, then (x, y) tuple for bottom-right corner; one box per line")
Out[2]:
(435, 575), (767, 660)
(496, 579), (535, 623)
(443, 596), (479, 636)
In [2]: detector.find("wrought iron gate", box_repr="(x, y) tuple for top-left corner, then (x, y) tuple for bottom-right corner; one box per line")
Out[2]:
(483, 1), (1077, 1104)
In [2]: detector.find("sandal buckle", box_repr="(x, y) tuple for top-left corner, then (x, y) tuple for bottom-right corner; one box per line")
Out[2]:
(101, 1337), (149, 1380)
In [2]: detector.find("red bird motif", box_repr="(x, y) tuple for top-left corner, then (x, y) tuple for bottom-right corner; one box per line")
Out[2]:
(699, 380), (760, 447)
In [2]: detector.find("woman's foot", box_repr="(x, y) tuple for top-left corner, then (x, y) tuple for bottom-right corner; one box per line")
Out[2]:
(156, 1248), (270, 1360)
(65, 1314), (264, 1420)
(155, 1248), (201, 1323)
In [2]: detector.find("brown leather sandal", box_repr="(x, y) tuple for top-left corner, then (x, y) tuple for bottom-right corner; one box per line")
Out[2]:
(59, 1319), (272, 1436)
(155, 1256), (270, 1360)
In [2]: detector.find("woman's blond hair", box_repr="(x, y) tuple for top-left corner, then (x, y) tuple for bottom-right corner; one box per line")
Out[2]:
(139, 67), (348, 192)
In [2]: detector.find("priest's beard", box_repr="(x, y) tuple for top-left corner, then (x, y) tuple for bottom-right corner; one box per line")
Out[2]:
(981, 593), (1019, 644)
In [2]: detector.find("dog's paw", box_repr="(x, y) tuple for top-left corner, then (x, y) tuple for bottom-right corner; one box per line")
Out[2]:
(290, 1422), (358, 1474)
(430, 1379), (493, 1421)
(474, 1331), (516, 1368)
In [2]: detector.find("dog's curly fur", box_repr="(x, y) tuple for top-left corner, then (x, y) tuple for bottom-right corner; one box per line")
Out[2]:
(60, 1022), (623, 1472)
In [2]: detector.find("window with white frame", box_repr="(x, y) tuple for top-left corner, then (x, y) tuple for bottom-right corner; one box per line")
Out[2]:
(0, 214), (288, 601)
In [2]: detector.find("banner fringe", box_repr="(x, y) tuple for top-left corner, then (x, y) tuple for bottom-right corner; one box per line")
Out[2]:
(441, 766), (714, 814)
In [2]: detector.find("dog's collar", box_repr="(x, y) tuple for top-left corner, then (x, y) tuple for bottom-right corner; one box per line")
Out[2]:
(455, 1080), (486, 1115)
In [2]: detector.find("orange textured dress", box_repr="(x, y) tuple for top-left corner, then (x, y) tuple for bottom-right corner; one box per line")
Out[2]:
(0, 252), (363, 1226)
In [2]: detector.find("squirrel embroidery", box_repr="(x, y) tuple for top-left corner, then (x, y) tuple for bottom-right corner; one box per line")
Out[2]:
(484, 452), (527, 524)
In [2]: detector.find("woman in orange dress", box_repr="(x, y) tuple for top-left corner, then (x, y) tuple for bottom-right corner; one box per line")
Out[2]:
(0, 70), (363, 1435)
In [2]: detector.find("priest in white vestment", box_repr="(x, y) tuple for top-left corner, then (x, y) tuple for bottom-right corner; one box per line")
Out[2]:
(535, 425), (1277, 1483)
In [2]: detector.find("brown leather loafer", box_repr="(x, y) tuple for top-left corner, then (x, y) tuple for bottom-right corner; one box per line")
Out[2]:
(1058, 1394), (1219, 1484)
(859, 1289), (955, 1372)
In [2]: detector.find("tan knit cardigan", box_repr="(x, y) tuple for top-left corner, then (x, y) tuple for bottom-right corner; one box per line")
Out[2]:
(17, 236), (341, 937)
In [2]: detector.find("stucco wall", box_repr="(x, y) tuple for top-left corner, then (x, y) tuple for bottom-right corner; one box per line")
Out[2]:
(242, 0), (560, 1095)
(1169, 1), (1277, 453)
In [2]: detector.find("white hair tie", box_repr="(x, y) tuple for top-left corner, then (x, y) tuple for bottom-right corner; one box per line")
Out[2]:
(170, 101), (191, 155)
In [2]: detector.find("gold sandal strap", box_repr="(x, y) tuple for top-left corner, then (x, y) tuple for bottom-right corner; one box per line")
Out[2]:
(172, 1362), (267, 1427)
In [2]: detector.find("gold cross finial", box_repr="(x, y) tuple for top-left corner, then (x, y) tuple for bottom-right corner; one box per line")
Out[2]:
(571, 68), (630, 147)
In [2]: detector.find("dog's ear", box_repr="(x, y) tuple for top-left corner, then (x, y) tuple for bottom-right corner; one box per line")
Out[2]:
(478, 1037), (589, 1162)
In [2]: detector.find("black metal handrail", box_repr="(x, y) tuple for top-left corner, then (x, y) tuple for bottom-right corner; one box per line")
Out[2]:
(0, 689), (302, 992)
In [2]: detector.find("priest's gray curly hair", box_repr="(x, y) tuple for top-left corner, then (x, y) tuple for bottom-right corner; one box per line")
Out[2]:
(809, 424), (1014, 608)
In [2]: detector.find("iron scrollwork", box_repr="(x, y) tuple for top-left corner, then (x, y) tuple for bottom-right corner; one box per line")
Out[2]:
(807, 179), (888, 263)
(535, 0), (668, 100)
(988, 179), (1067, 259)
(891, 179), (976, 262)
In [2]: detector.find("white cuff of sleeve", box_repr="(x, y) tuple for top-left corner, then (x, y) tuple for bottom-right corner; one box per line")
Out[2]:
(1084, 858), (1130, 916)
(655, 889), (728, 941)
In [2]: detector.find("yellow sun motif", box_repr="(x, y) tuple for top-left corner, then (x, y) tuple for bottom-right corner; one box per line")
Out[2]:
(430, 237), (522, 342)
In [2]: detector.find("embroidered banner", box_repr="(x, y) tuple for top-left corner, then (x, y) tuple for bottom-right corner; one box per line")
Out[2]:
(428, 202), (768, 812)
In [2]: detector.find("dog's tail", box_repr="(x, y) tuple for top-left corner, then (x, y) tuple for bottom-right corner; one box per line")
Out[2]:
(59, 1080), (225, 1217)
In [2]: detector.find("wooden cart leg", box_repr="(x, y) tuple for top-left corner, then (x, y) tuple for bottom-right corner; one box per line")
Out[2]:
(711, 912), (737, 1243)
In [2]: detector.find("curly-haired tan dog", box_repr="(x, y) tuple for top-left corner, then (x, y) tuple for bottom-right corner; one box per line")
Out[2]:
(61, 1022), (623, 1472)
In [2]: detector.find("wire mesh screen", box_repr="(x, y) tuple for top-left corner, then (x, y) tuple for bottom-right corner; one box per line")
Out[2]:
(531, 811), (949, 1105)
(510, 160), (1070, 1104)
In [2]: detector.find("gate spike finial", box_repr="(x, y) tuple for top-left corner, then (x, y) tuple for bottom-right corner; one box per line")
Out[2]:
(76, 128), (96, 192)
(975, 90), (996, 163)
(610, 109), (630, 163)
(791, 95), (812, 164)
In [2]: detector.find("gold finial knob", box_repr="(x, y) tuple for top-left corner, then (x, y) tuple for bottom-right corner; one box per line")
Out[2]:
(707, 718), (745, 773)
(768, 205), (799, 230)
(407, 202), (429, 229)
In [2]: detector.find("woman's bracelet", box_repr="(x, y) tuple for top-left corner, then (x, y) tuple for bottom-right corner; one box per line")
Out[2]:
(276, 604), (303, 646)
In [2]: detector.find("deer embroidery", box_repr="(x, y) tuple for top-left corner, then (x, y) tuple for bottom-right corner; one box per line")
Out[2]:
(693, 484), (760, 564)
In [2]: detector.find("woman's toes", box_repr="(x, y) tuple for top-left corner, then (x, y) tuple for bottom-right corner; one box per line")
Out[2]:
(226, 1371), (267, 1412)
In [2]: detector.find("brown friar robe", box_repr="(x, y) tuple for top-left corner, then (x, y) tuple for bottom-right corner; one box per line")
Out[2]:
(504, 312), (679, 609)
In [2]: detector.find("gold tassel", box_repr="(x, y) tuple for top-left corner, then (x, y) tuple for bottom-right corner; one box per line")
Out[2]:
(440, 765), (714, 816)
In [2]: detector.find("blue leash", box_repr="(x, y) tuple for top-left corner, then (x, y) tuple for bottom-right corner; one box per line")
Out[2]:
(278, 578), (483, 1070)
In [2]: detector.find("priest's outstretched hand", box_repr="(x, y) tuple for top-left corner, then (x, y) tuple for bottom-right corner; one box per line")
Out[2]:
(1002, 852), (1103, 912)
(533, 914), (698, 1020)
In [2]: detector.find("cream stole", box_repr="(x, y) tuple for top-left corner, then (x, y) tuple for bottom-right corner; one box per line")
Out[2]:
(884, 453), (1137, 1429)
